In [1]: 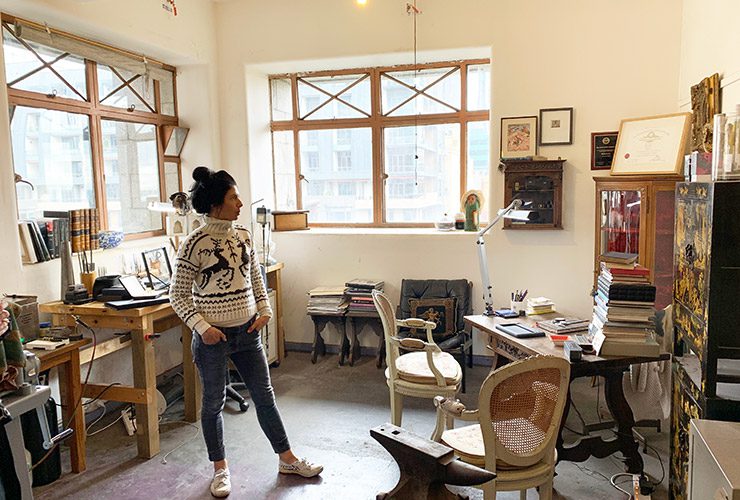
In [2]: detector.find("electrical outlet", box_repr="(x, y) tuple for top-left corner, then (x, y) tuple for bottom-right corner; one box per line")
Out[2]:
(633, 474), (652, 500)
(84, 399), (105, 414)
(121, 408), (136, 436)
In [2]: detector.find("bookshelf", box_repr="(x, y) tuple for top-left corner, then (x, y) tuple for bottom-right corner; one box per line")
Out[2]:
(592, 175), (683, 310)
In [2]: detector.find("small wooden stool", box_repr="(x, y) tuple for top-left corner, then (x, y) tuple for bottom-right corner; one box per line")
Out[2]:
(371, 423), (495, 500)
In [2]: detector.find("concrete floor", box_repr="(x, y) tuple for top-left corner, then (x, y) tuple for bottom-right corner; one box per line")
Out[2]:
(33, 352), (670, 499)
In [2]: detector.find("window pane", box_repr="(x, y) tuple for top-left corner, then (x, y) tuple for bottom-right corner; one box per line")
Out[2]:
(164, 161), (180, 198)
(101, 120), (162, 233)
(299, 128), (372, 223)
(97, 65), (155, 112)
(272, 131), (296, 210)
(381, 67), (460, 116)
(467, 121), (490, 193)
(2, 26), (87, 100)
(159, 70), (176, 115)
(384, 124), (460, 223)
(467, 64), (491, 110)
(298, 74), (370, 120)
(11, 106), (94, 219)
(270, 78), (292, 121)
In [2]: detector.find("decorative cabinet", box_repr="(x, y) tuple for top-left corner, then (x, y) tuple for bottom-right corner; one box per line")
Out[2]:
(593, 175), (683, 310)
(502, 159), (563, 229)
(670, 181), (740, 500)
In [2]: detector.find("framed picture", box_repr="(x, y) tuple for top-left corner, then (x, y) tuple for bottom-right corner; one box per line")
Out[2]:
(166, 214), (187, 236)
(500, 115), (537, 159)
(539, 107), (573, 145)
(141, 247), (173, 290)
(611, 112), (691, 175)
(591, 131), (618, 170)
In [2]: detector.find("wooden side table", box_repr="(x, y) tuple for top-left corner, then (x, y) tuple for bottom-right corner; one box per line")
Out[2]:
(308, 312), (349, 365)
(39, 301), (198, 459)
(346, 310), (384, 367)
(29, 338), (91, 473)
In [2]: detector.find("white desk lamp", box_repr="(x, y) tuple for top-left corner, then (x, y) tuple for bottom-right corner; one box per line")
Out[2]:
(476, 199), (536, 316)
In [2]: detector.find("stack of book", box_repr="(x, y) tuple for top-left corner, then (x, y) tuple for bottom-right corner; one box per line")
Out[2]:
(17, 215), (71, 264)
(537, 317), (590, 334)
(600, 261), (650, 284)
(590, 265), (660, 357)
(525, 297), (556, 315)
(345, 279), (384, 313)
(601, 251), (638, 266)
(307, 286), (348, 315)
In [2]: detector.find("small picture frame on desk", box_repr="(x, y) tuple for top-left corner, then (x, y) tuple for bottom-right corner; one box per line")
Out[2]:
(141, 247), (172, 291)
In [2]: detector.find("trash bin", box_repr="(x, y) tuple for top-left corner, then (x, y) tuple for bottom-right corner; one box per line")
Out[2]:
(20, 397), (61, 486)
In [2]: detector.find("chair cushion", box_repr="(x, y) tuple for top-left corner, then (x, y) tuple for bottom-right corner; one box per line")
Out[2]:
(394, 351), (461, 385)
(441, 422), (547, 469)
(408, 297), (457, 339)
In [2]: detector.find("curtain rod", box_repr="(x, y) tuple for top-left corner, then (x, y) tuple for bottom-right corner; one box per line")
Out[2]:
(2, 14), (175, 71)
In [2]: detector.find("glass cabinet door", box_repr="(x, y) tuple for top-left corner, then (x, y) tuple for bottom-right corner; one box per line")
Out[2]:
(599, 189), (641, 256)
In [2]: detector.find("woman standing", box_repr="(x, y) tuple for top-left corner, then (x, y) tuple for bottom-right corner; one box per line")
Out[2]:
(170, 167), (322, 497)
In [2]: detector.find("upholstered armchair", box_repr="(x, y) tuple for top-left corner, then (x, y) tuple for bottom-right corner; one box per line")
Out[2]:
(397, 279), (473, 392)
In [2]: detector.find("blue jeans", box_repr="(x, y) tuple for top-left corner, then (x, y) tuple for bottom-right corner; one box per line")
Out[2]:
(192, 318), (290, 462)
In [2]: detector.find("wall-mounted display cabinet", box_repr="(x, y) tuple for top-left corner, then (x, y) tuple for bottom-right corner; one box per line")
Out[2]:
(502, 159), (564, 230)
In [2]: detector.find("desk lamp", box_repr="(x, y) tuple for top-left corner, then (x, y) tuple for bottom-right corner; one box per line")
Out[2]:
(476, 199), (536, 316)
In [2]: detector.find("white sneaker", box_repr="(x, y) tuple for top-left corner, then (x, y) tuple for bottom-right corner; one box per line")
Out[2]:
(210, 468), (231, 497)
(278, 457), (324, 478)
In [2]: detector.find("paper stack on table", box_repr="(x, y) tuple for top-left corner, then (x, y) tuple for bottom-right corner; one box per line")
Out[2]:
(526, 297), (556, 315)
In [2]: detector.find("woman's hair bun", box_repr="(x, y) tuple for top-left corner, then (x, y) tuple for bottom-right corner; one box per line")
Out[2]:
(192, 166), (213, 183)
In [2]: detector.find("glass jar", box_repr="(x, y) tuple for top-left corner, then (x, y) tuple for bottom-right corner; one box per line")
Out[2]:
(713, 107), (740, 181)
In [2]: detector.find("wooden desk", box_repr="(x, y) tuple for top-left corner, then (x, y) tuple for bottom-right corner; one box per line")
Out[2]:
(28, 339), (91, 473)
(39, 301), (200, 459)
(466, 314), (670, 474)
(265, 263), (286, 363)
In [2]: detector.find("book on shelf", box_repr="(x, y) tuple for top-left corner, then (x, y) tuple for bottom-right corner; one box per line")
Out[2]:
(601, 251), (638, 265)
(591, 330), (661, 357)
(18, 223), (37, 264)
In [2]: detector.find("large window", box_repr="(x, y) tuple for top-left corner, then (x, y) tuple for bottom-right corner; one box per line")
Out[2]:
(270, 59), (490, 227)
(3, 15), (181, 236)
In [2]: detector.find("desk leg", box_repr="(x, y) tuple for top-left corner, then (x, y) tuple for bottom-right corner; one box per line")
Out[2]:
(310, 318), (326, 364)
(338, 320), (349, 366)
(348, 318), (361, 366)
(131, 325), (159, 458)
(59, 348), (86, 472)
(603, 370), (643, 473)
(182, 325), (201, 423)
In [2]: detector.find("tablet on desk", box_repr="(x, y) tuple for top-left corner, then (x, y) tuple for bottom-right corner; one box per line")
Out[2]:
(495, 322), (546, 339)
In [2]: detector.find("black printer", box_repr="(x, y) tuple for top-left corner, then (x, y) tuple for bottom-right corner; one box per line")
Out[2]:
(92, 275), (130, 301)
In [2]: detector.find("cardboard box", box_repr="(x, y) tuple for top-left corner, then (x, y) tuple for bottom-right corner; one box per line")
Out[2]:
(4, 294), (39, 341)
(272, 210), (309, 231)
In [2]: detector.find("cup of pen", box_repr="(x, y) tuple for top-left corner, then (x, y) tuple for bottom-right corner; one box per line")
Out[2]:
(80, 264), (96, 297)
(511, 290), (526, 316)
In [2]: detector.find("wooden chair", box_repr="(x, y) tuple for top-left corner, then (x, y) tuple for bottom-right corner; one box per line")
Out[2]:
(372, 290), (462, 437)
(432, 356), (570, 500)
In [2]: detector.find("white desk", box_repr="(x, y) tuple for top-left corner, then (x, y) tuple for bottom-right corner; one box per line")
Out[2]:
(2, 385), (51, 500)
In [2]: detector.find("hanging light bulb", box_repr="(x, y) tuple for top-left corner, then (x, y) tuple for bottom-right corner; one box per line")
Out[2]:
(356, 0), (368, 6)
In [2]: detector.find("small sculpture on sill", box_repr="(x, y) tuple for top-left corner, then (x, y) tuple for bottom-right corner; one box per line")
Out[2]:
(461, 189), (483, 232)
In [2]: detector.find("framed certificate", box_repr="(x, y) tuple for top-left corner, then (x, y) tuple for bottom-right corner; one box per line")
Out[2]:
(611, 113), (691, 175)
(591, 131), (618, 170)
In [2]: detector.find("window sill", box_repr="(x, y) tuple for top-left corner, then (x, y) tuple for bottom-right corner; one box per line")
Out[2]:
(273, 227), (479, 236)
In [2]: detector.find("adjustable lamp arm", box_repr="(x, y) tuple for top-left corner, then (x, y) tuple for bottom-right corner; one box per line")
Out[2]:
(476, 199), (523, 316)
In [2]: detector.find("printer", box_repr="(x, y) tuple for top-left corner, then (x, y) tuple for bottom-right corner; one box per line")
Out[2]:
(92, 275), (130, 301)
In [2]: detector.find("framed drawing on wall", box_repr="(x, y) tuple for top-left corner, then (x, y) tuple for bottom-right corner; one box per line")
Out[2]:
(611, 112), (691, 175)
(539, 107), (573, 145)
(500, 115), (537, 159)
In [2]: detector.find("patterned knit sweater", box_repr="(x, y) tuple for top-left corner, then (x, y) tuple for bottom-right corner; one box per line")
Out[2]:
(170, 217), (272, 335)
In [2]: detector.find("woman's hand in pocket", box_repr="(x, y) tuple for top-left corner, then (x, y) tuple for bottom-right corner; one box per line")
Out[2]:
(248, 316), (270, 333)
(202, 326), (227, 345)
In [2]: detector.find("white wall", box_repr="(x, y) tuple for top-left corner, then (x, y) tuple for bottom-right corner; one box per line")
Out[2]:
(678, 0), (740, 111)
(214, 0), (684, 356)
(0, 0), (221, 379)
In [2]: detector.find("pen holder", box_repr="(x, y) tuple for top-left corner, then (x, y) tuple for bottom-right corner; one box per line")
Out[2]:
(510, 300), (525, 316)
(80, 271), (97, 297)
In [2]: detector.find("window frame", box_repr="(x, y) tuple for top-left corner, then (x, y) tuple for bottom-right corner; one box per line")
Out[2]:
(269, 59), (490, 228)
(2, 14), (181, 240)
